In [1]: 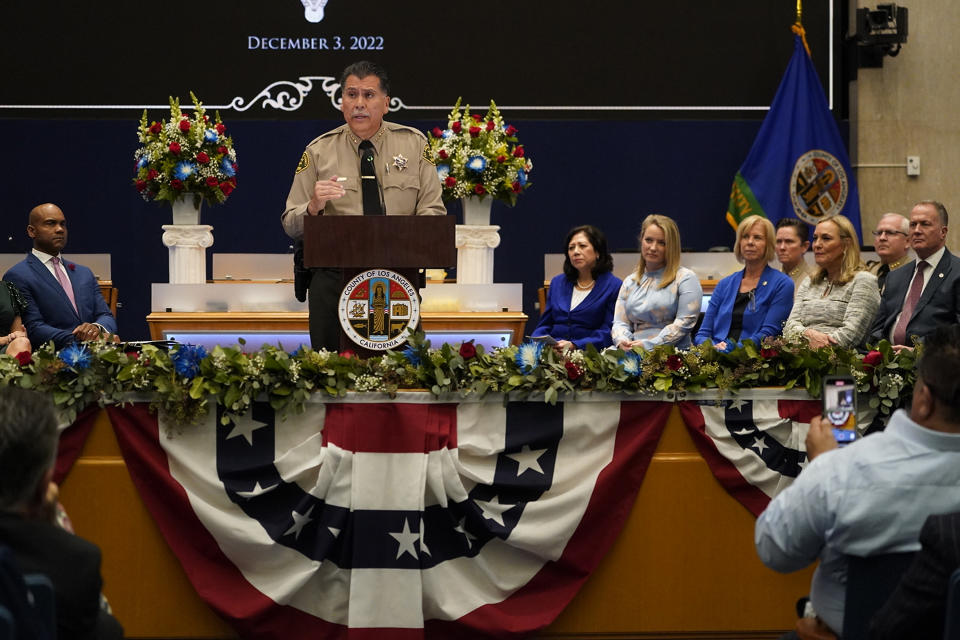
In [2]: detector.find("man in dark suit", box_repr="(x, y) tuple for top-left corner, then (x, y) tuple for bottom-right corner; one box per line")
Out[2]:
(867, 200), (960, 349)
(870, 511), (960, 639)
(2, 203), (118, 350)
(0, 386), (124, 639)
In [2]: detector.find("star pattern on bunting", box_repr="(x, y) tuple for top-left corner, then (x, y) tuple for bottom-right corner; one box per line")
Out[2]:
(284, 505), (314, 539)
(506, 445), (547, 476)
(751, 437), (769, 454)
(236, 481), (277, 499)
(389, 518), (420, 560)
(729, 398), (749, 412)
(475, 495), (513, 527)
(225, 413), (269, 445)
(454, 517), (476, 549)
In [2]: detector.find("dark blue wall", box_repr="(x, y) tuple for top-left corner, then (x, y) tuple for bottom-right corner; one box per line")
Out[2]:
(0, 117), (766, 340)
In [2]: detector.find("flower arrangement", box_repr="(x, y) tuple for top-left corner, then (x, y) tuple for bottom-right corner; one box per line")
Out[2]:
(425, 98), (532, 205)
(133, 92), (238, 206)
(0, 335), (919, 429)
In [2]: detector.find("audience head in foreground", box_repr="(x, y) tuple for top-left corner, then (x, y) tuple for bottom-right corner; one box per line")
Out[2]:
(610, 214), (703, 351)
(0, 386), (125, 639)
(532, 225), (621, 351)
(755, 324), (960, 637)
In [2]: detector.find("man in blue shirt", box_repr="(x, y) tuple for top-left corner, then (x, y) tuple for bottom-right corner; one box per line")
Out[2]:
(754, 324), (960, 636)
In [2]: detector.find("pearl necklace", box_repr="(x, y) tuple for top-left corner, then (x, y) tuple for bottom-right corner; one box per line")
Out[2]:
(575, 280), (595, 291)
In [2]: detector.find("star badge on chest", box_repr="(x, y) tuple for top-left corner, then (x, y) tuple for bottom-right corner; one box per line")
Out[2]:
(393, 153), (408, 171)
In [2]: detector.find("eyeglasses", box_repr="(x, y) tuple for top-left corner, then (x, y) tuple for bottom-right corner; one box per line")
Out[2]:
(871, 230), (908, 238)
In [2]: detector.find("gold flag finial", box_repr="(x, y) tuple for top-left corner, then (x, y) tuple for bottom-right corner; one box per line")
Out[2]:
(792, 0), (811, 56)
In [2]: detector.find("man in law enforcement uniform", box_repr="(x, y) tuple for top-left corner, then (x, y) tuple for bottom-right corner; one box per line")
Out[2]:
(865, 212), (912, 294)
(282, 61), (445, 351)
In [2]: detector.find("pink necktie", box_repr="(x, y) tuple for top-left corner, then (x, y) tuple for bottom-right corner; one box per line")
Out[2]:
(892, 260), (928, 345)
(51, 256), (79, 314)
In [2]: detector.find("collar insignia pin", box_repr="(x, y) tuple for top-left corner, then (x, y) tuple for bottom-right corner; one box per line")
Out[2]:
(393, 153), (408, 171)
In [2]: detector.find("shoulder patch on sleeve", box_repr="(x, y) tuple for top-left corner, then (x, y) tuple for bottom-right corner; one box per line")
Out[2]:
(296, 152), (310, 174)
(422, 143), (436, 166)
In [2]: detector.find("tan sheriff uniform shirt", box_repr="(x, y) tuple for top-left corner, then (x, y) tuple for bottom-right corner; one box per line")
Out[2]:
(281, 121), (445, 238)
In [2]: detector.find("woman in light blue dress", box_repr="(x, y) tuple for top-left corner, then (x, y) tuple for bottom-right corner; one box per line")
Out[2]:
(611, 214), (703, 350)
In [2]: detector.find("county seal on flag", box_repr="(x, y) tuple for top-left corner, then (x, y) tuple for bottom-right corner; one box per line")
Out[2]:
(790, 149), (849, 224)
(338, 269), (419, 350)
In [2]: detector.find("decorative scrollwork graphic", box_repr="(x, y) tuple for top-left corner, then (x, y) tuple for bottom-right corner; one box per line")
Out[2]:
(227, 76), (410, 113)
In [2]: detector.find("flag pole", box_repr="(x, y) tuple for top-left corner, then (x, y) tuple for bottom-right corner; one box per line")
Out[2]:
(792, 0), (812, 56)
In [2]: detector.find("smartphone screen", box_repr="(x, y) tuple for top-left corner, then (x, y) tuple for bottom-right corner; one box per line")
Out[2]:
(823, 376), (858, 444)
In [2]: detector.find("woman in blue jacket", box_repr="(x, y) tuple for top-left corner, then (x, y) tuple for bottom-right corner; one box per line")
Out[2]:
(532, 225), (621, 351)
(695, 215), (794, 350)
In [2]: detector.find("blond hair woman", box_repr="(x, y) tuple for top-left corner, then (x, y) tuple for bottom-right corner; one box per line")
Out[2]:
(611, 215), (703, 350)
(783, 215), (880, 349)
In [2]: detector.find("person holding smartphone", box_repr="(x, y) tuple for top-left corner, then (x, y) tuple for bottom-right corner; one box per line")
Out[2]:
(755, 324), (960, 638)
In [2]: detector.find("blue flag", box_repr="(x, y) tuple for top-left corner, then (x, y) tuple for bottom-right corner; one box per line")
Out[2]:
(726, 34), (860, 234)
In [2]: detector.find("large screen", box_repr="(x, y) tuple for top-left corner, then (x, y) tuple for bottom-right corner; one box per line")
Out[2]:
(0, 0), (836, 120)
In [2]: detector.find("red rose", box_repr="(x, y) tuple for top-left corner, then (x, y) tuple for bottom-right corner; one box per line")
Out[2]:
(229, 176), (237, 186)
(171, 179), (184, 190)
(512, 146), (525, 158)
(666, 355), (683, 371)
(203, 115), (209, 121)
(169, 142), (181, 154)
(459, 341), (477, 359)
(444, 176), (457, 188)
(219, 181), (234, 195)
(125, 351), (140, 360)
(485, 120), (495, 131)
(760, 347), (780, 359)
(217, 145), (228, 155)
(147, 169), (159, 180)
(431, 127), (444, 138)
(149, 122), (162, 134)
(438, 149), (448, 160)
(196, 151), (210, 164)
(511, 181), (522, 193)
(179, 119), (191, 132)
(863, 350), (883, 368)
(206, 176), (219, 187)
(471, 114), (482, 121)
(497, 155), (506, 163)
(505, 125), (517, 136)
(565, 360), (583, 381)
(215, 123), (226, 134)
(340, 349), (356, 359)
(451, 121), (462, 133)
(474, 184), (485, 195)
(135, 179), (147, 192)
(15, 351), (32, 367)
(469, 126), (480, 137)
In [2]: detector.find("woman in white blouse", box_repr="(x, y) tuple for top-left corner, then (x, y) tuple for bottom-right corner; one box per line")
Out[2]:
(611, 214), (703, 350)
(783, 214), (880, 349)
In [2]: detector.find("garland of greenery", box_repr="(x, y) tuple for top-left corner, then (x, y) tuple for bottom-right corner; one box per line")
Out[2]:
(0, 333), (917, 428)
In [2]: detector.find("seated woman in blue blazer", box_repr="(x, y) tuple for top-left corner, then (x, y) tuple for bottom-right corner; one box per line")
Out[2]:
(695, 215), (794, 351)
(532, 225), (622, 351)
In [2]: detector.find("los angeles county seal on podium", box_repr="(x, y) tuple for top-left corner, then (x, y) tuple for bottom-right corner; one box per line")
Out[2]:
(337, 269), (420, 350)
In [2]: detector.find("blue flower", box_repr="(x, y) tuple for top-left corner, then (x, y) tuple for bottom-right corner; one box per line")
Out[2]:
(173, 162), (196, 180)
(401, 345), (421, 366)
(136, 155), (150, 170)
(515, 342), (544, 374)
(203, 129), (219, 143)
(59, 344), (92, 370)
(436, 164), (450, 180)
(221, 157), (236, 177)
(619, 351), (642, 377)
(171, 344), (207, 379)
(288, 344), (309, 357)
(466, 156), (487, 173)
(516, 169), (528, 186)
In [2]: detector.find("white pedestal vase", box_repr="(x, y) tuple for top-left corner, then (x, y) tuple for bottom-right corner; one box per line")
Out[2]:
(456, 197), (500, 284)
(163, 195), (213, 284)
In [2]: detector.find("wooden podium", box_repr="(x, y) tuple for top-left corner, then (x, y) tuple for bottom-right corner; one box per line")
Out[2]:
(303, 215), (456, 355)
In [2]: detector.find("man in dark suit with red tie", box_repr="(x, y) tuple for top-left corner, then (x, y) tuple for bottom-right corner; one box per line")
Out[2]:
(867, 200), (960, 349)
(2, 203), (118, 350)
